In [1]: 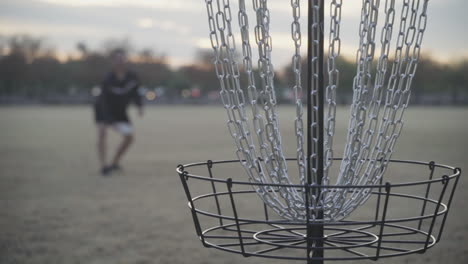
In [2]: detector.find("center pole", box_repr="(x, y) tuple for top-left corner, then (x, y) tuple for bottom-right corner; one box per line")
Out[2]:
(307, 0), (325, 263)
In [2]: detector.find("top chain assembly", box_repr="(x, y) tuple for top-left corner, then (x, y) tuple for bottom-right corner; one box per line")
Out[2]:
(203, 0), (430, 222)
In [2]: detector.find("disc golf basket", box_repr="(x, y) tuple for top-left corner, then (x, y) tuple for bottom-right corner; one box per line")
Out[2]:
(176, 0), (461, 263)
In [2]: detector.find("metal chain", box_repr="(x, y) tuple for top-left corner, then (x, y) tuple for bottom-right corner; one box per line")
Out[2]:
(290, 0), (307, 189)
(339, 0), (430, 216)
(332, 0), (396, 218)
(326, 0), (380, 219)
(338, 0), (380, 188)
(321, 0), (342, 215)
(254, 0), (308, 219)
(367, 0), (428, 183)
(238, 0), (294, 219)
(309, 0), (320, 185)
(202, 0), (430, 222)
(353, 0), (396, 185)
(205, 0), (272, 205)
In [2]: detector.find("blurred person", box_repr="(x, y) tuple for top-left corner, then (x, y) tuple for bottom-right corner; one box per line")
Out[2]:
(94, 49), (144, 175)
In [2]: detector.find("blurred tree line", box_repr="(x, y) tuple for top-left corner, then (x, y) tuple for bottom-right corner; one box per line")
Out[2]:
(0, 34), (466, 104)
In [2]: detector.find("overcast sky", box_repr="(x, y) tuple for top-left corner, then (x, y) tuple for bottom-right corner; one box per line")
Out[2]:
(1, 0), (467, 68)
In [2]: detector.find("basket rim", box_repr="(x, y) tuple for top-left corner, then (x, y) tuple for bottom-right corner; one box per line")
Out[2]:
(176, 158), (461, 189)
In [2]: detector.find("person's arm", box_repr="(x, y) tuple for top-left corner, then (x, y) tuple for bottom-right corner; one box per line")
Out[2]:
(132, 73), (144, 117)
(99, 73), (111, 104)
(136, 98), (144, 117)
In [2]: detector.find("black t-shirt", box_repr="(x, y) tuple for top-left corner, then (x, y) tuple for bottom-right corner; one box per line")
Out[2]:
(94, 70), (142, 123)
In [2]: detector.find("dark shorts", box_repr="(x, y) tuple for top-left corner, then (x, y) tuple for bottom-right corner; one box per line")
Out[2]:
(94, 103), (133, 135)
(94, 102), (130, 124)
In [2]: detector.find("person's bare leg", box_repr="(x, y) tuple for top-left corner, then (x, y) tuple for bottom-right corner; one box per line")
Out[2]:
(97, 124), (108, 169)
(111, 134), (134, 167)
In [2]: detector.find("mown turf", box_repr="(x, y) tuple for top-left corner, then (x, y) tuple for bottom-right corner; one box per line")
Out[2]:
(0, 106), (467, 264)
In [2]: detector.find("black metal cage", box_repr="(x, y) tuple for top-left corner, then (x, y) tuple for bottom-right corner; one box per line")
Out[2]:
(176, 158), (460, 262)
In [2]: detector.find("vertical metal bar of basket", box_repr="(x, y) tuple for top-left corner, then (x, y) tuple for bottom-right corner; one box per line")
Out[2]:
(437, 168), (461, 242)
(226, 178), (247, 256)
(305, 181), (312, 263)
(374, 178), (384, 225)
(375, 182), (391, 260)
(307, 0), (325, 263)
(263, 202), (270, 221)
(207, 160), (224, 228)
(418, 161), (436, 230)
(256, 159), (270, 221)
(177, 168), (206, 246)
(423, 175), (449, 253)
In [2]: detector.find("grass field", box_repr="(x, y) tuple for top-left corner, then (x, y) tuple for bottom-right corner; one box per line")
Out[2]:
(0, 105), (467, 264)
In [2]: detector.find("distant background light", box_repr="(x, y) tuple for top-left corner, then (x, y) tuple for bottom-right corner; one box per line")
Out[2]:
(191, 88), (201, 98)
(145, 91), (156, 101)
(91, 86), (101, 97)
(208, 91), (219, 100)
(155, 87), (165, 97)
(181, 89), (191, 99)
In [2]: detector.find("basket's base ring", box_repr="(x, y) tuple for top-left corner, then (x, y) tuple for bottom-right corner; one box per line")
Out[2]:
(253, 226), (379, 250)
(202, 221), (435, 260)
